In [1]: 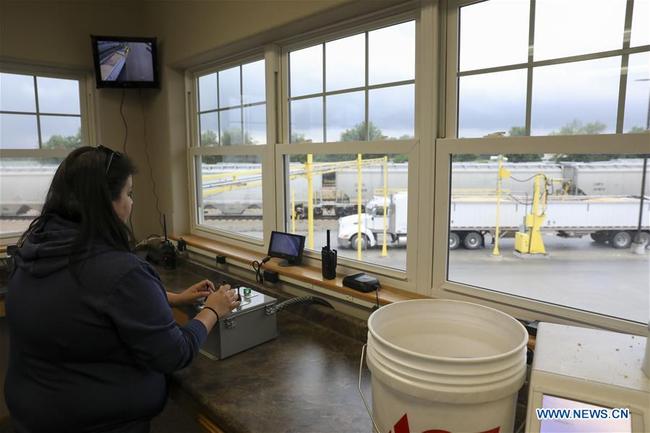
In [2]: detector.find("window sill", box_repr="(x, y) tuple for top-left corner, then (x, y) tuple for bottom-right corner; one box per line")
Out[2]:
(174, 234), (425, 306)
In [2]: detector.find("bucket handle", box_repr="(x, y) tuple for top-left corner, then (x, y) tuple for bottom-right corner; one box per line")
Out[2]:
(358, 344), (381, 433)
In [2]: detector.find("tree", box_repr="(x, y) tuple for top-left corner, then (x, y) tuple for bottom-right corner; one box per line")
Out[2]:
(508, 126), (526, 137)
(200, 130), (218, 146)
(552, 119), (607, 136)
(290, 132), (308, 143)
(43, 129), (82, 149)
(340, 121), (386, 142)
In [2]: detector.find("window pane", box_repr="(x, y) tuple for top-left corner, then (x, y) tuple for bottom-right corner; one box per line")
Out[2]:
(447, 153), (649, 324)
(459, 0), (530, 71)
(0, 158), (62, 236)
(197, 155), (263, 239)
(40, 116), (81, 149)
(220, 108), (243, 145)
(326, 91), (364, 142)
(219, 66), (241, 108)
(242, 60), (265, 105)
(0, 73), (35, 112)
(290, 45), (323, 97)
(369, 21), (415, 86)
(630, 0), (650, 47)
(199, 112), (219, 146)
(198, 73), (218, 112)
(0, 113), (38, 149)
(285, 153), (408, 271)
(290, 97), (323, 143)
(531, 57), (621, 135)
(534, 0), (627, 61)
(37, 77), (80, 115)
(326, 34), (365, 92)
(243, 104), (266, 145)
(458, 69), (527, 138)
(368, 84), (414, 140)
(624, 52), (650, 133)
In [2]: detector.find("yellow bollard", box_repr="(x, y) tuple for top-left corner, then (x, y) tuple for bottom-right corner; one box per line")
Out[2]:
(291, 189), (296, 234)
(307, 154), (314, 250)
(357, 153), (363, 261)
(382, 156), (388, 257)
(493, 155), (510, 256)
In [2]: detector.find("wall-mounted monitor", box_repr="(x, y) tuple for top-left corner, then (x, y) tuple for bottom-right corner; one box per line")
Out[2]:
(91, 35), (159, 88)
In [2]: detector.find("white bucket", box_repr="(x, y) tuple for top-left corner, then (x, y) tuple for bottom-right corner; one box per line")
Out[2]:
(360, 299), (528, 433)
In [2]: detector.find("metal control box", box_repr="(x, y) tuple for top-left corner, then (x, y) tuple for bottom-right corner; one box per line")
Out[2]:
(198, 288), (277, 360)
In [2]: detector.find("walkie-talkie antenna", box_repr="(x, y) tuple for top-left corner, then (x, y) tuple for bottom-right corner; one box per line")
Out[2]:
(163, 214), (168, 241)
(326, 229), (330, 250)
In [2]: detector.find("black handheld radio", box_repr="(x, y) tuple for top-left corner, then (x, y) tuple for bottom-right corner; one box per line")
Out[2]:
(321, 230), (337, 280)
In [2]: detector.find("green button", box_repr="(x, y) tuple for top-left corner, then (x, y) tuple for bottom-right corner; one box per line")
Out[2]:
(243, 287), (252, 297)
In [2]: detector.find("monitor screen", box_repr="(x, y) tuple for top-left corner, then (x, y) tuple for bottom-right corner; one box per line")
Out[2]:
(91, 36), (159, 88)
(268, 231), (305, 264)
(539, 395), (632, 433)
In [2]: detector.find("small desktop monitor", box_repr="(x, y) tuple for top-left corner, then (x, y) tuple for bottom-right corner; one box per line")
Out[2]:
(268, 231), (305, 266)
(91, 36), (159, 88)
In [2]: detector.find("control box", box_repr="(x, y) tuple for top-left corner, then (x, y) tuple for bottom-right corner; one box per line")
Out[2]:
(196, 287), (277, 360)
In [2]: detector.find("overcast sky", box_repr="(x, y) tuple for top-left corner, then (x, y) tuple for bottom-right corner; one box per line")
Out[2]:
(2, 0), (649, 149)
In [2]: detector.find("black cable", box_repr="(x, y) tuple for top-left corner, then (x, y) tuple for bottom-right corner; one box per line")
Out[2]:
(251, 260), (264, 283)
(119, 89), (127, 153)
(139, 89), (164, 233)
(251, 256), (271, 283)
(271, 296), (333, 314)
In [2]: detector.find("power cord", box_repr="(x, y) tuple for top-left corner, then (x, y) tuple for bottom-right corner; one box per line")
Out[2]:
(270, 296), (333, 314)
(139, 89), (164, 234)
(119, 89), (128, 153)
(251, 256), (271, 283)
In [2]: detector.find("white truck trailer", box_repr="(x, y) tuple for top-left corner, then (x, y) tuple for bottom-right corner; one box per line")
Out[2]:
(337, 192), (650, 250)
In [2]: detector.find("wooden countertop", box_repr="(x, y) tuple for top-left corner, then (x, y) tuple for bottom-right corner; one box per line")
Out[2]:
(176, 234), (425, 306)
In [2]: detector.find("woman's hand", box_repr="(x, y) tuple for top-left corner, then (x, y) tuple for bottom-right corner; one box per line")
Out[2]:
(168, 280), (215, 307)
(204, 284), (240, 318)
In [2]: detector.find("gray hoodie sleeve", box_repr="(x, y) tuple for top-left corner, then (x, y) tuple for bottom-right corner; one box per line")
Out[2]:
(104, 263), (207, 374)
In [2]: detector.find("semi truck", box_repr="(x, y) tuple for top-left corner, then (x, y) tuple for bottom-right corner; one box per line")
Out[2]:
(337, 191), (650, 250)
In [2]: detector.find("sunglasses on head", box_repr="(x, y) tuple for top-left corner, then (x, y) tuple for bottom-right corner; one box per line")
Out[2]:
(96, 145), (123, 175)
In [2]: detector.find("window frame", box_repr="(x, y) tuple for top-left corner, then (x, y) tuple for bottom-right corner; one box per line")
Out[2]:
(445, 0), (650, 138)
(278, 12), (423, 287)
(432, 134), (649, 336)
(0, 61), (95, 242)
(437, 0), (650, 335)
(186, 49), (278, 251)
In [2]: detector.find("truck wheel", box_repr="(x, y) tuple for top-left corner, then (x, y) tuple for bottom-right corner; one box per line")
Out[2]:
(463, 232), (483, 250)
(590, 231), (608, 243)
(449, 232), (460, 250)
(610, 231), (632, 249)
(350, 234), (369, 250)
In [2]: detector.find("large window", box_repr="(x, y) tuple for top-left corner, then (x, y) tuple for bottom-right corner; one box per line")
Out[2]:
(0, 69), (86, 238)
(454, 0), (650, 137)
(284, 153), (408, 271)
(283, 19), (416, 274)
(441, 0), (649, 332)
(192, 57), (269, 241)
(288, 21), (415, 143)
(185, 2), (646, 333)
(446, 152), (648, 323)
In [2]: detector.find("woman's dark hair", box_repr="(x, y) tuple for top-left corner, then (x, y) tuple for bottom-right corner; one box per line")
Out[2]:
(19, 146), (137, 253)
